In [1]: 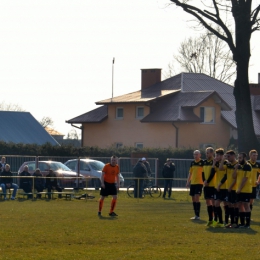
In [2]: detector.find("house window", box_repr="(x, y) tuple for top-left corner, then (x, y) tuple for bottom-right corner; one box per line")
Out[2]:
(116, 107), (124, 119)
(135, 143), (143, 149)
(200, 107), (215, 124)
(136, 106), (144, 118)
(116, 143), (123, 149)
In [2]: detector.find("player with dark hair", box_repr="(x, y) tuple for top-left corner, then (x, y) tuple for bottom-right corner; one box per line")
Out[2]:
(221, 150), (239, 228)
(248, 150), (260, 220)
(213, 148), (228, 228)
(202, 147), (216, 226)
(232, 152), (252, 228)
(186, 150), (204, 220)
(98, 155), (120, 217)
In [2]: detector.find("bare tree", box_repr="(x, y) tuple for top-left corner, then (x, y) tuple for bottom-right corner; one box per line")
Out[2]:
(169, 0), (260, 152)
(166, 32), (236, 83)
(67, 129), (79, 140)
(39, 116), (54, 128)
(0, 102), (25, 111)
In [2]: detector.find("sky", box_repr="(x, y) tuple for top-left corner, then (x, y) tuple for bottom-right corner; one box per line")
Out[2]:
(0, 0), (260, 137)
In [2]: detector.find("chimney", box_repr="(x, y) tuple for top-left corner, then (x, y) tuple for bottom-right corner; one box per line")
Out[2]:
(249, 73), (260, 95)
(141, 68), (161, 90)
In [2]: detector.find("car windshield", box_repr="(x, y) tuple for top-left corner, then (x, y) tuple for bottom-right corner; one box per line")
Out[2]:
(89, 161), (104, 171)
(47, 162), (72, 171)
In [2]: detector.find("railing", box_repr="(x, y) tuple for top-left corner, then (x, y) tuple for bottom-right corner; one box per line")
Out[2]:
(1, 155), (193, 188)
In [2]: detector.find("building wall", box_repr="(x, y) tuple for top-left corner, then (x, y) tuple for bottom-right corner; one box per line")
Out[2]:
(174, 98), (230, 148)
(82, 98), (231, 149)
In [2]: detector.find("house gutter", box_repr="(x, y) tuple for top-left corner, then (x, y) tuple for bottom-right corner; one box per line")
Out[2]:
(172, 123), (179, 148)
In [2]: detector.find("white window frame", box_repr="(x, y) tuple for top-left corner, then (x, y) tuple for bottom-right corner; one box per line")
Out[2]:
(136, 106), (144, 119)
(200, 107), (215, 124)
(116, 143), (123, 149)
(135, 143), (144, 149)
(116, 107), (124, 119)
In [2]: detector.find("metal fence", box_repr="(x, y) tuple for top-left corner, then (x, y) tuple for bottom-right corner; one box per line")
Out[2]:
(1, 155), (191, 188)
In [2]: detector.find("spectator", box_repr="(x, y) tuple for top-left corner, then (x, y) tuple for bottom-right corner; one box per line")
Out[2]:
(45, 169), (62, 199)
(33, 168), (45, 199)
(19, 165), (33, 199)
(162, 159), (175, 199)
(142, 157), (151, 176)
(0, 156), (6, 172)
(0, 164), (19, 200)
(133, 159), (148, 198)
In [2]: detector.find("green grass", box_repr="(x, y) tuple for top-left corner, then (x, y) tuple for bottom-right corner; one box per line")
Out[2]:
(1, 191), (259, 260)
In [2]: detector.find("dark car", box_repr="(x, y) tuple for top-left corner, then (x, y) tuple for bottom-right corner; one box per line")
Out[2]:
(18, 161), (85, 188)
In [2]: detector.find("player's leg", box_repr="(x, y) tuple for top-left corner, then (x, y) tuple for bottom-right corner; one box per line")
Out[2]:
(110, 194), (118, 215)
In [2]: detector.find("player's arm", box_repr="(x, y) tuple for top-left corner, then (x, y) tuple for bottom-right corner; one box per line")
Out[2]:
(237, 172), (248, 194)
(186, 172), (191, 187)
(218, 173), (227, 191)
(101, 171), (105, 188)
(257, 171), (260, 184)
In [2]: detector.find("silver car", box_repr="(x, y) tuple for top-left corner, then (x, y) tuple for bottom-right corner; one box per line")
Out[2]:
(64, 159), (124, 188)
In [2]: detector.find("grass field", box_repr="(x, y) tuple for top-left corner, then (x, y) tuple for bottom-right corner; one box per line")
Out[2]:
(0, 190), (259, 260)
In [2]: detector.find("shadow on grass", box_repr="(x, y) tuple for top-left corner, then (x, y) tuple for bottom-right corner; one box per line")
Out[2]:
(98, 215), (118, 221)
(190, 219), (207, 224)
(206, 226), (257, 235)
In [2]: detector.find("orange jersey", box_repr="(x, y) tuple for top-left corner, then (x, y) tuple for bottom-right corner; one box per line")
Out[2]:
(102, 163), (120, 183)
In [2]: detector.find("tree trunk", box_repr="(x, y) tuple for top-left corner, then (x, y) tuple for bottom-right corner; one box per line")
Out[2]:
(233, 2), (260, 152)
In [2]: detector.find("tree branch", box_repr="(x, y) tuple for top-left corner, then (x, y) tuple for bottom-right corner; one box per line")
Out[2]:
(170, 0), (236, 54)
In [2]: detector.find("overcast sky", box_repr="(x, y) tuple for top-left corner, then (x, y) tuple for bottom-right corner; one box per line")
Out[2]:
(0, 0), (260, 137)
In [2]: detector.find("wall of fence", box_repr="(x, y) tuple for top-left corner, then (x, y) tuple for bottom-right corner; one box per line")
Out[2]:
(1, 155), (191, 188)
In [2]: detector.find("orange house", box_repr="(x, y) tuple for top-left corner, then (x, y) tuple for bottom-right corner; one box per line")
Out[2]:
(66, 69), (260, 149)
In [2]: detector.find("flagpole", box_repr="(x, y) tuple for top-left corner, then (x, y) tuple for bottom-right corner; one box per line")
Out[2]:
(112, 57), (115, 101)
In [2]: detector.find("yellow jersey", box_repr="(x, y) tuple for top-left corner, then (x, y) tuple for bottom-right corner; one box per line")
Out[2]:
(247, 160), (260, 188)
(189, 159), (204, 185)
(215, 160), (228, 189)
(236, 162), (252, 193)
(203, 159), (216, 187)
(226, 161), (238, 191)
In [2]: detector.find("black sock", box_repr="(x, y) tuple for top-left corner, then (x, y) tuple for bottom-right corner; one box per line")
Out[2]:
(230, 207), (235, 224)
(240, 212), (245, 225)
(214, 206), (218, 222)
(234, 208), (239, 225)
(193, 202), (196, 215)
(218, 207), (223, 224)
(213, 206), (217, 221)
(245, 212), (251, 226)
(207, 205), (213, 221)
(224, 205), (229, 224)
(196, 202), (201, 217)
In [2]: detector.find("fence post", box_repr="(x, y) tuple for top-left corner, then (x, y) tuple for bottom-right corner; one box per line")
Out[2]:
(155, 159), (158, 186)
(77, 157), (80, 190)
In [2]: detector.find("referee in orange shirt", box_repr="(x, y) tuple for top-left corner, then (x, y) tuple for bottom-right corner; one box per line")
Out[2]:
(98, 155), (120, 217)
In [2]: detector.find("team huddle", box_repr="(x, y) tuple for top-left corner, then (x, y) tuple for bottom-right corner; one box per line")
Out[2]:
(187, 148), (260, 228)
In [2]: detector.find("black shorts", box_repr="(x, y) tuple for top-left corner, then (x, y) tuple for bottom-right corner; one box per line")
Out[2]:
(214, 189), (228, 201)
(250, 187), (257, 199)
(189, 184), (203, 196)
(204, 186), (215, 199)
(236, 193), (251, 203)
(228, 190), (237, 204)
(100, 182), (117, 197)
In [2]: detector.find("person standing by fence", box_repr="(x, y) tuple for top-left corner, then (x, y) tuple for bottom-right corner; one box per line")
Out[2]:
(142, 158), (151, 177)
(162, 159), (175, 199)
(133, 159), (148, 198)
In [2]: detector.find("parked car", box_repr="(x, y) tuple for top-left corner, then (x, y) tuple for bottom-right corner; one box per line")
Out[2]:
(64, 159), (124, 188)
(18, 161), (85, 188)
